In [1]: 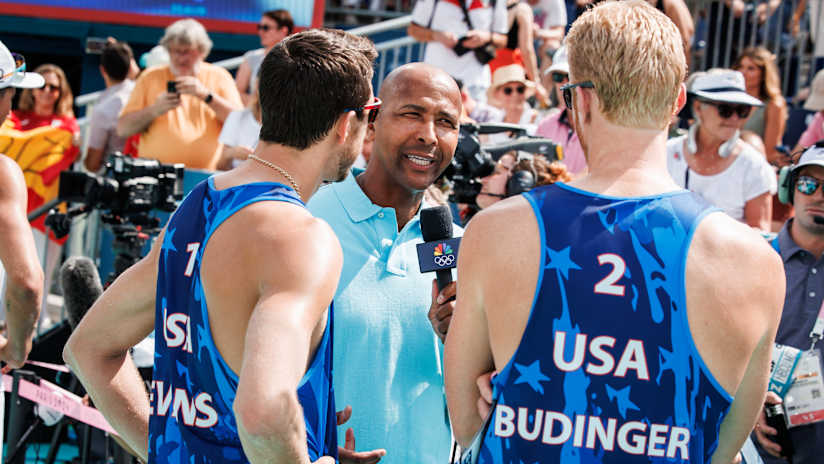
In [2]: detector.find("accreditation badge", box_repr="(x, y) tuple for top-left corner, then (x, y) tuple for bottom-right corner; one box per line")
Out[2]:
(783, 350), (824, 427)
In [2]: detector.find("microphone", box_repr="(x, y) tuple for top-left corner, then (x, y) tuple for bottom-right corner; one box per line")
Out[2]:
(417, 206), (460, 294)
(60, 256), (103, 330)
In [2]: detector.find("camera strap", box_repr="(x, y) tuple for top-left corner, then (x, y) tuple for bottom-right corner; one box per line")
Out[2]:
(457, 0), (496, 34)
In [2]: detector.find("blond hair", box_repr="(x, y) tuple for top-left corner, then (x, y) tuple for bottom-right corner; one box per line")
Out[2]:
(160, 18), (213, 57)
(565, 0), (685, 130)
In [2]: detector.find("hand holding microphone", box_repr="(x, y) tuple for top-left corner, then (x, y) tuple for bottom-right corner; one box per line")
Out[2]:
(418, 206), (460, 342)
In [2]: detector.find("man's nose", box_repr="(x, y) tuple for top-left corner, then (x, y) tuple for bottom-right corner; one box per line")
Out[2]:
(416, 120), (437, 145)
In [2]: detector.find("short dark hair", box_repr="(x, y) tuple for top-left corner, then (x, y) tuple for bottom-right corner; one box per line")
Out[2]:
(101, 40), (133, 82)
(258, 29), (377, 150)
(263, 9), (295, 35)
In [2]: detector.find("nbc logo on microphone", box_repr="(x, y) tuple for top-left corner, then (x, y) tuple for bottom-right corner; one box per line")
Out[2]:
(433, 243), (454, 267)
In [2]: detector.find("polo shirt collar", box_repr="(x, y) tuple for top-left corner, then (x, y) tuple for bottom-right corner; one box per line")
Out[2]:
(778, 219), (807, 263)
(335, 168), (384, 223)
(334, 168), (432, 226)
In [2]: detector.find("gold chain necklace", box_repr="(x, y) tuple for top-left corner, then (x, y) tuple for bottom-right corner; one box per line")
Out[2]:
(247, 154), (301, 198)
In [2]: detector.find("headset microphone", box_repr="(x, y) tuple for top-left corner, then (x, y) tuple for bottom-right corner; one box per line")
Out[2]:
(60, 256), (103, 330)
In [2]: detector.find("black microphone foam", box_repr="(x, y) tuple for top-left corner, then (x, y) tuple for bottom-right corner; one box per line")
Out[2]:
(814, 216), (824, 225)
(421, 206), (453, 242)
(60, 256), (103, 330)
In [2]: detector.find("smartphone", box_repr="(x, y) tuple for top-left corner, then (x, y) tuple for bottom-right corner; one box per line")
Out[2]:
(167, 80), (177, 94)
(85, 37), (108, 55)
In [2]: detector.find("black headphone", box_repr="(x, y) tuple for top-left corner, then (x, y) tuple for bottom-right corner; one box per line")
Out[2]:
(777, 140), (824, 205)
(505, 169), (537, 197)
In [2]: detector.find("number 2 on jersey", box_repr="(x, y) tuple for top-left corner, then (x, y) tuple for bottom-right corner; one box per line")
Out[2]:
(594, 253), (626, 296)
(184, 242), (200, 277)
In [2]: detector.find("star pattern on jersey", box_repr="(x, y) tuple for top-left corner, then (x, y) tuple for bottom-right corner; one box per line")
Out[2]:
(545, 246), (581, 280)
(162, 226), (177, 254)
(606, 384), (640, 419)
(514, 360), (550, 394)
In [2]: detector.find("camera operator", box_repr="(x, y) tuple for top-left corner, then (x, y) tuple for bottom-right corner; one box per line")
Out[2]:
(408, 0), (508, 104)
(0, 41), (45, 368)
(754, 145), (824, 464)
(117, 18), (242, 171)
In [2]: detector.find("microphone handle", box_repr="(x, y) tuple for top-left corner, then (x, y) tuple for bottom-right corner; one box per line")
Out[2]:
(435, 270), (456, 303)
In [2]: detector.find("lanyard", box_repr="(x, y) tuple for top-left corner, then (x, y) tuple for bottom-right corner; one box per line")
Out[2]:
(809, 299), (824, 350)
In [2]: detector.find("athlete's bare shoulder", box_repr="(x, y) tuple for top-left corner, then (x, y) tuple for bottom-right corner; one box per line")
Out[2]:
(0, 155), (26, 206)
(685, 212), (784, 394)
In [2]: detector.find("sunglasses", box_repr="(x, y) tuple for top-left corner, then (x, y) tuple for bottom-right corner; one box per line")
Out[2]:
(39, 83), (60, 93)
(700, 100), (752, 119)
(0, 53), (26, 83)
(550, 72), (569, 84)
(502, 85), (526, 96)
(560, 81), (595, 110)
(346, 97), (382, 123)
(257, 23), (273, 32)
(797, 175), (824, 196)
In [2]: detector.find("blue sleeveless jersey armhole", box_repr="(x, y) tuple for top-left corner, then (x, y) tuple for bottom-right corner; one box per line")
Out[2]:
(150, 178), (337, 463)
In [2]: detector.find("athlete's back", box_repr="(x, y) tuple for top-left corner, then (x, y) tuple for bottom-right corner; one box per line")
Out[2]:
(150, 178), (337, 462)
(478, 184), (729, 463)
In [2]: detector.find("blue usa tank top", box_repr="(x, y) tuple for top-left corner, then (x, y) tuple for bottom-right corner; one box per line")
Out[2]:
(150, 177), (337, 463)
(478, 183), (733, 464)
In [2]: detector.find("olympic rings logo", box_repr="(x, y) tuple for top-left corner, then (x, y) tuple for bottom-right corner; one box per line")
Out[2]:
(434, 254), (455, 267)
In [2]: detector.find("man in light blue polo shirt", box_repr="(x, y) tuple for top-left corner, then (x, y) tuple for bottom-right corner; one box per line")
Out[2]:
(308, 63), (462, 464)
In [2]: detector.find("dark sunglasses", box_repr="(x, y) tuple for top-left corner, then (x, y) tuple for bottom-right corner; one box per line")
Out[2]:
(701, 100), (751, 119)
(797, 175), (824, 196)
(550, 72), (568, 84)
(560, 81), (595, 110)
(257, 23), (276, 32)
(40, 83), (60, 93)
(346, 97), (382, 124)
(502, 85), (526, 96)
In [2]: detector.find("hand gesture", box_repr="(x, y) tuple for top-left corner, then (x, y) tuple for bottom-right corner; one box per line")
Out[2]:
(336, 406), (386, 464)
(428, 280), (456, 342)
(754, 391), (783, 457)
(173, 76), (210, 101)
(153, 91), (181, 116)
(476, 371), (495, 420)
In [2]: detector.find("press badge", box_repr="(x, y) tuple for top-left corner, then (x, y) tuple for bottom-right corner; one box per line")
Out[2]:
(769, 344), (803, 398)
(783, 350), (824, 427)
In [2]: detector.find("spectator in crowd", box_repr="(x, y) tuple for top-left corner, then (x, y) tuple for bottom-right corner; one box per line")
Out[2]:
(667, 69), (776, 231)
(307, 62), (462, 464)
(466, 152), (570, 221)
(0, 41), (44, 368)
(792, 0), (824, 76)
(647, 0), (694, 67)
(795, 69), (824, 153)
(755, 145), (824, 464)
(446, 3), (783, 463)
(535, 46), (587, 175)
(733, 46), (787, 164)
(86, 40), (136, 172)
(117, 18), (243, 171)
(526, 0), (566, 74)
(486, 64), (539, 142)
(705, 0), (782, 69)
(487, 0), (548, 106)
(218, 85), (261, 170)
(8, 63), (78, 325)
(234, 9), (293, 105)
(408, 0), (508, 103)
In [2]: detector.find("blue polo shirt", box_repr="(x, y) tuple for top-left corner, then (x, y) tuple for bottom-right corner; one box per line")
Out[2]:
(307, 170), (458, 464)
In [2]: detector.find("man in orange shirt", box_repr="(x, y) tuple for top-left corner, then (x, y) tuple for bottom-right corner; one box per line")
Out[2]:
(118, 18), (242, 171)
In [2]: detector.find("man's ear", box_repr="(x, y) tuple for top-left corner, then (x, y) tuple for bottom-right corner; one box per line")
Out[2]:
(334, 111), (354, 144)
(674, 82), (687, 115)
